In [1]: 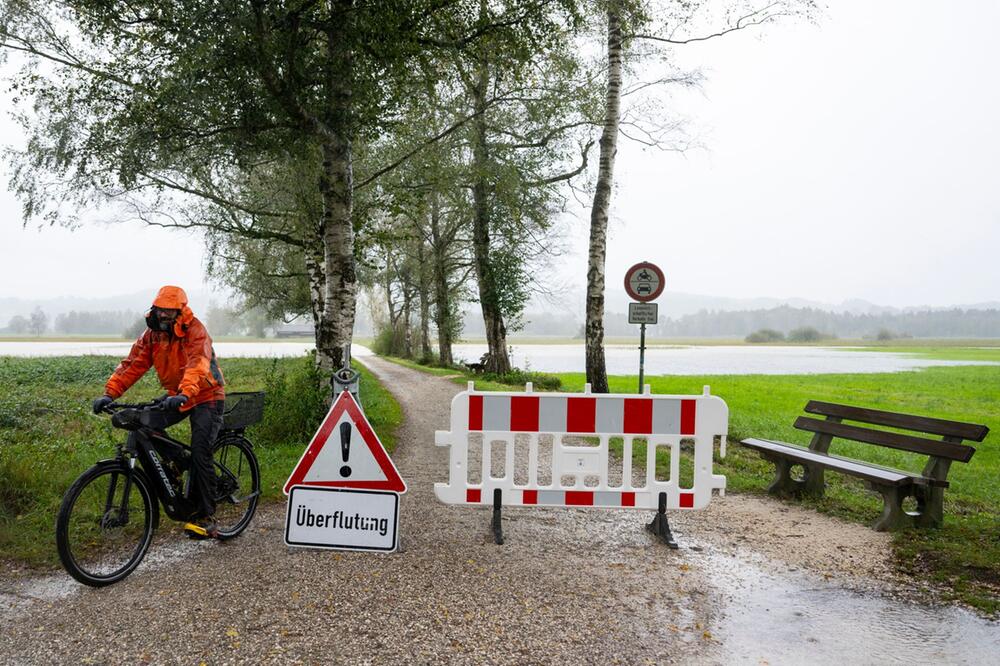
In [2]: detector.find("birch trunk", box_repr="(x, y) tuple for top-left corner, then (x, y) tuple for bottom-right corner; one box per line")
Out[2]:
(304, 222), (332, 373)
(470, 57), (511, 374)
(585, 3), (623, 394)
(317, 7), (356, 376)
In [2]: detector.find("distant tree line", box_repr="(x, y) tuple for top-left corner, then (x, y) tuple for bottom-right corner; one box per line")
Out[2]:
(3, 304), (280, 338)
(3, 308), (48, 336)
(53, 310), (141, 336)
(630, 306), (1000, 339)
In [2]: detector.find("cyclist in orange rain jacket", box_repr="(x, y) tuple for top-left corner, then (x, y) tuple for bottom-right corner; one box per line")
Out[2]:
(92, 286), (226, 539)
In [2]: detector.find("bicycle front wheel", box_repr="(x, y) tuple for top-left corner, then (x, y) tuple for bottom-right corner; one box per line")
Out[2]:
(212, 434), (260, 540)
(56, 463), (156, 587)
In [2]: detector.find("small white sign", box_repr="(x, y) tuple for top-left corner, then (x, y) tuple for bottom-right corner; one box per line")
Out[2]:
(285, 485), (399, 552)
(628, 302), (658, 325)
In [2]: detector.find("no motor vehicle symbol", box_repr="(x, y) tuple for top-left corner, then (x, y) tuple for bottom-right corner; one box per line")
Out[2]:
(624, 262), (664, 302)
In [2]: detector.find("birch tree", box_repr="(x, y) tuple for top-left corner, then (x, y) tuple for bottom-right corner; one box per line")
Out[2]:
(584, 0), (816, 392)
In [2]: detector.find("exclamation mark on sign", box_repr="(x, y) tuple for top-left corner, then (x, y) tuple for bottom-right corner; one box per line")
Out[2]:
(339, 422), (352, 477)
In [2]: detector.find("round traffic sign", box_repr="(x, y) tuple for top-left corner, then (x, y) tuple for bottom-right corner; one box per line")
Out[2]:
(624, 262), (665, 302)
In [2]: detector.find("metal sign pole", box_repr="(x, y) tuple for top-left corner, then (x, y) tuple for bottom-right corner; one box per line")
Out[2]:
(332, 343), (361, 405)
(637, 322), (646, 394)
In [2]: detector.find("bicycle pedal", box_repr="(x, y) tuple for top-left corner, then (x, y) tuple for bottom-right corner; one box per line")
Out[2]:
(183, 522), (214, 540)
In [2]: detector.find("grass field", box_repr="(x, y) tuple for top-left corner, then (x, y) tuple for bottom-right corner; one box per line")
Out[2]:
(0, 354), (401, 568)
(386, 349), (999, 614)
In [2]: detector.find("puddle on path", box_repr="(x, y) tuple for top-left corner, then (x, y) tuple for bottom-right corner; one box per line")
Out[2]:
(700, 547), (1000, 665)
(0, 531), (211, 623)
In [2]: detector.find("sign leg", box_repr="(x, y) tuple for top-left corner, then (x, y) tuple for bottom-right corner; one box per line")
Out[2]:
(646, 491), (678, 549)
(492, 488), (504, 545)
(637, 322), (647, 394)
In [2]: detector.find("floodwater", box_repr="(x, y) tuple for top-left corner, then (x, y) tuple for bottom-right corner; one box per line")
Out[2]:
(703, 547), (1000, 664)
(450, 343), (996, 375)
(0, 341), (994, 375)
(0, 340), (318, 359)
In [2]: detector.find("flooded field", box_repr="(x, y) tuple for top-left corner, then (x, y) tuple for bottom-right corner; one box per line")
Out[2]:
(450, 343), (996, 375)
(1, 341), (996, 375)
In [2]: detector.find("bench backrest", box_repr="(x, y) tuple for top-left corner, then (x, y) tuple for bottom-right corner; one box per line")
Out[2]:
(794, 401), (988, 463)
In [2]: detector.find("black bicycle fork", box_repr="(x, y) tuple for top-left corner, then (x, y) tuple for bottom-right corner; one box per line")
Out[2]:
(102, 463), (135, 528)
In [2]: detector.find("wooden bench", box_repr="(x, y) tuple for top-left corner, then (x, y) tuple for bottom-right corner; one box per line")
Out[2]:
(741, 401), (989, 531)
(463, 352), (491, 374)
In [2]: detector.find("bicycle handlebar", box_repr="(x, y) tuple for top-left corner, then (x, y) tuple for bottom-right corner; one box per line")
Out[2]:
(101, 400), (165, 413)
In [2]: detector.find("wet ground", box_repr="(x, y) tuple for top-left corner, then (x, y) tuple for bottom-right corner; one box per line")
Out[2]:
(703, 546), (1000, 664)
(1, 355), (997, 664)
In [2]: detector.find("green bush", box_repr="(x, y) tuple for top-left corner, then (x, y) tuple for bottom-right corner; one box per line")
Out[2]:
(252, 355), (327, 447)
(483, 368), (562, 390)
(787, 326), (831, 342)
(745, 328), (785, 343)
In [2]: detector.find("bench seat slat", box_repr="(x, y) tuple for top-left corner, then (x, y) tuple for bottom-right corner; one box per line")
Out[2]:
(794, 417), (976, 462)
(804, 401), (989, 442)
(740, 438), (949, 487)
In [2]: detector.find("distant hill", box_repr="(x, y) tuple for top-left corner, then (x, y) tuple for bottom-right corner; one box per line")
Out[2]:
(5, 288), (998, 339)
(461, 292), (1000, 339)
(0, 288), (225, 325)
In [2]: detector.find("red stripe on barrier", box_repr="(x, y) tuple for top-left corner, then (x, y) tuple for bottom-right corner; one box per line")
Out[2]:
(623, 398), (652, 434)
(522, 489), (538, 505)
(510, 396), (540, 432)
(621, 492), (636, 507)
(679, 492), (694, 508)
(467, 488), (482, 503)
(681, 399), (696, 435)
(565, 491), (594, 506)
(469, 395), (483, 431)
(567, 397), (596, 432)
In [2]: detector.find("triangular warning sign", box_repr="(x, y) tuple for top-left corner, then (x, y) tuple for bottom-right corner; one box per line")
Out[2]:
(283, 391), (407, 494)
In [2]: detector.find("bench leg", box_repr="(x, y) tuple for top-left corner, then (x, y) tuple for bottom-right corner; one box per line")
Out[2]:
(867, 483), (915, 531)
(913, 485), (944, 528)
(765, 457), (825, 497)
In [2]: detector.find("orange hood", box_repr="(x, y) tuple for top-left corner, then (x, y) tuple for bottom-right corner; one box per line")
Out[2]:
(151, 285), (195, 337)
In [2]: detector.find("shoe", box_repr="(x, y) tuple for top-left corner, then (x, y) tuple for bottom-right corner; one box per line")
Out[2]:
(183, 517), (220, 540)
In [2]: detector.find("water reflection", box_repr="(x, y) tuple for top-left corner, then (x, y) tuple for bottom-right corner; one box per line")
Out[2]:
(703, 548), (1000, 664)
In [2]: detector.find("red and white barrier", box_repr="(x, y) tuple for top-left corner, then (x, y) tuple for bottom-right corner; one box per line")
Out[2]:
(435, 382), (728, 512)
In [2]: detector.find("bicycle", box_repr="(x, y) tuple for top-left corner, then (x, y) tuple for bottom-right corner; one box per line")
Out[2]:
(55, 392), (264, 587)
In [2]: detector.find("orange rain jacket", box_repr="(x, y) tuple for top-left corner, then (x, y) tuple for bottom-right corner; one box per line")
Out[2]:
(104, 286), (225, 410)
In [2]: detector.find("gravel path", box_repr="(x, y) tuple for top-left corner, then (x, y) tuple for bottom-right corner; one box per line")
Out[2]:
(0, 356), (897, 665)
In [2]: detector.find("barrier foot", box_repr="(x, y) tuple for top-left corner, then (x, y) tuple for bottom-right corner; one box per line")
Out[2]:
(647, 492), (678, 549)
(491, 489), (505, 545)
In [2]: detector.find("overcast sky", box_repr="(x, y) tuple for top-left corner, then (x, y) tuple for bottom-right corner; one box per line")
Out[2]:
(2, 0), (998, 308)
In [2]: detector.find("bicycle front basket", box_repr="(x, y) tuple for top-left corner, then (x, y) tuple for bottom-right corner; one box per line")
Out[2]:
(222, 391), (265, 430)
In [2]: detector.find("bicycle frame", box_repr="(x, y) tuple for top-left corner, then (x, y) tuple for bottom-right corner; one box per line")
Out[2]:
(129, 429), (199, 521)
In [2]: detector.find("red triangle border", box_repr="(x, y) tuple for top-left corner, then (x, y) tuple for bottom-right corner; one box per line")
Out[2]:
(283, 391), (407, 494)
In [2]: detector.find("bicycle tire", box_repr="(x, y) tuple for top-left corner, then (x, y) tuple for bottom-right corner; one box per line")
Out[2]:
(211, 434), (260, 540)
(56, 463), (156, 587)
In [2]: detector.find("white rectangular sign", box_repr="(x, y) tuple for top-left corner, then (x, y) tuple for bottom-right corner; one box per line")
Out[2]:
(628, 302), (658, 325)
(284, 485), (399, 552)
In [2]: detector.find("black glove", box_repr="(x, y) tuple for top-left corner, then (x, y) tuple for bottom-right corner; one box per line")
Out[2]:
(92, 395), (114, 414)
(162, 394), (189, 411)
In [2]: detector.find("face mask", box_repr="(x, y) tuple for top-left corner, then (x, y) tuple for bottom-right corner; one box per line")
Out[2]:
(145, 308), (174, 332)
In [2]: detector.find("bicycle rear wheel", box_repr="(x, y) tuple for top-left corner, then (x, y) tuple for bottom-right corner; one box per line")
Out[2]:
(56, 463), (156, 587)
(212, 434), (260, 540)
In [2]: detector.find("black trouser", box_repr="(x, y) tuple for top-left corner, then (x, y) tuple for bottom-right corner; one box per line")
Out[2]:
(161, 400), (224, 519)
